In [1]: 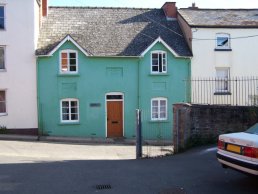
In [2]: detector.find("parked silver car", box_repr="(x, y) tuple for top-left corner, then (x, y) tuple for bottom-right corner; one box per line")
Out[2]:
(217, 123), (258, 175)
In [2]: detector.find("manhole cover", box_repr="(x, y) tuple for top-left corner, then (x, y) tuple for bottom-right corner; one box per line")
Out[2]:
(159, 187), (186, 194)
(95, 184), (112, 190)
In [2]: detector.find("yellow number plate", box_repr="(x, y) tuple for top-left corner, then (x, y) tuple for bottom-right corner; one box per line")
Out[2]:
(227, 144), (241, 153)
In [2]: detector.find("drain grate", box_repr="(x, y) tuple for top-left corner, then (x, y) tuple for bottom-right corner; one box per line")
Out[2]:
(96, 184), (112, 190)
(159, 187), (186, 194)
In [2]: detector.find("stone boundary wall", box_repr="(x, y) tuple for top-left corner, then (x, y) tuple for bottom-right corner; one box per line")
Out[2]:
(173, 103), (258, 153)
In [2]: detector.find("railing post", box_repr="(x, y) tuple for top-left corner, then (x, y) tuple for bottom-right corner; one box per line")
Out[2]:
(136, 109), (142, 159)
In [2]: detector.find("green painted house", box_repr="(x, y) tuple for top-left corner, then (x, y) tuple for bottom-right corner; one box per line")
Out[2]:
(36, 5), (192, 140)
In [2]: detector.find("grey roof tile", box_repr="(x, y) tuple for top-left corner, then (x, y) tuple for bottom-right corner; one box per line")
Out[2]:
(178, 9), (258, 28)
(36, 7), (192, 57)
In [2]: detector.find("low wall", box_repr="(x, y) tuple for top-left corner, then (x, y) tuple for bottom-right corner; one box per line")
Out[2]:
(173, 103), (258, 153)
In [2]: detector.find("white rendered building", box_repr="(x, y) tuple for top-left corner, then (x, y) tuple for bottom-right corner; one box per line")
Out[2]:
(0, 0), (47, 133)
(178, 7), (258, 105)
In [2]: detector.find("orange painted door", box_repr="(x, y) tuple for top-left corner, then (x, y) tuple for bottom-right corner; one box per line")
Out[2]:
(107, 101), (123, 138)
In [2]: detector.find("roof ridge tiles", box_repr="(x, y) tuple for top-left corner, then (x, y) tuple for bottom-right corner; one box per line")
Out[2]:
(48, 6), (156, 10)
(179, 8), (258, 11)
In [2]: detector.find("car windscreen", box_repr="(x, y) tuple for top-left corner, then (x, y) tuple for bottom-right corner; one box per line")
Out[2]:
(245, 123), (258, 135)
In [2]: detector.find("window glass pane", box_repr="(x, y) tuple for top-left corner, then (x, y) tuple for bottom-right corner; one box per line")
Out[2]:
(0, 91), (5, 101)
(71, 101), (77, 107)
(70, 59), (76, 65)
(152, 100), (158, 107)
(62, 58), (67, 66)
(160, 112), (166, 119)
(160, 106), (166, 112)
(106, 95), (123, 100)
(69, 53), (76, 58)
(152, 113), (158, 119)
(152, 107), (158, 113)
(152, 65), (158, 72)
(152, 53), (158, 59)
(0, 91), (5, 113)
(71, 114), (78, 120)
(62, 101), (69, 107)
(70, 65), (77, 72)
(0, 18), (4, 29)
(62, 114), (69, 120)
(62, 107), (69, 114)
(0, 47), (4, 69)
(152, 59), (158, 66)
(0, 7), (4, 17)
(160, 100), (166, 106)
(71, 107), (78, 114)
(217, 37), (229, 47)
(61, 52), (67, 59)
(216, 69), (229, 91)
(0, 102), (6, 113)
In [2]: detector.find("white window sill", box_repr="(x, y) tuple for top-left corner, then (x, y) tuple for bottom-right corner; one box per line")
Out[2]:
(149, 119), (169, 123)
(0, 69), (7, 72)
(0, 113), (8, 117)
(57, 73), (80, 77)
(59, 122), (80, 126)
(214, 48), (232, 51)
(149, 73), (169, 76)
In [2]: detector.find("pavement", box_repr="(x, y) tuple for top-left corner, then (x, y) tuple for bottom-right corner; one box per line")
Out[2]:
(0, 134), (174, 159)
(0, 140), (136, 161)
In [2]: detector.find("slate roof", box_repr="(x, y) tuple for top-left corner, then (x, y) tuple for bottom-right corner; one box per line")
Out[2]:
(178, 9), (258, 28)
(36, 7), (192, 57)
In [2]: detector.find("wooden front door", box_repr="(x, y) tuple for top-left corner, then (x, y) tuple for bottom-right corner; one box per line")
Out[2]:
(107, 101), (123, 138)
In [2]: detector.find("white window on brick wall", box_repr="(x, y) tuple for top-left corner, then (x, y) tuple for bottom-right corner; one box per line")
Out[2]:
(215, 68), (230, 92)
(60, 98), (79, 122)
(151, 97), (167, 120)
(60, 50), (78, 73)
(0, 90), (6, 114)
(0, 46), (5, 70)
(151, 51), (167, 73)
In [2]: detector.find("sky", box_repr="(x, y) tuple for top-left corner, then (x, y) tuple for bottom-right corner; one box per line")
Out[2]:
(49, 0), (258, 9)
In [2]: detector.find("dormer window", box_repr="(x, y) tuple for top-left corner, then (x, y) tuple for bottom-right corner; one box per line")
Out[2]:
(151, 51), (167, 73)
(60, 50), (78, 73)
(215, 33), (231, 50)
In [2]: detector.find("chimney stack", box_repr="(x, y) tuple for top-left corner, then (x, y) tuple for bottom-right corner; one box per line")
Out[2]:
(162, 2), (177, 20)
(42, 0), (48, 17)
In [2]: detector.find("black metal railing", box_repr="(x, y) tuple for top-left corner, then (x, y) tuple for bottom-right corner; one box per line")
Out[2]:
(185, 77), (258, 106)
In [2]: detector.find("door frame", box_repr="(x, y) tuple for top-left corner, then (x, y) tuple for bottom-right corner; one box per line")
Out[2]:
(105, 92), (124, 138)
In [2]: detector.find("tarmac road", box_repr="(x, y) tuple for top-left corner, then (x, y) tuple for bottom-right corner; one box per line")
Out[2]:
(0, 140), (257, 194)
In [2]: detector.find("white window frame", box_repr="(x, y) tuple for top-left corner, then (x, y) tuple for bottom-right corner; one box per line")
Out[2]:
(59, 50), (78, 74)
(151, 51), (167, 74)
(60, 98), (79, 123)
(215, 68), (230, 92)
(151, 97), (167, 121)
(0, 46), (5, 71)
(0, 5), (5, 30)
(216, 33), (230, 50)
(0, 90), (7, 115)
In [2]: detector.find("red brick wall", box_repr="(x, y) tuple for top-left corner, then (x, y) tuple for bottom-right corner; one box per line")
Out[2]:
(162, 2), (177, 19)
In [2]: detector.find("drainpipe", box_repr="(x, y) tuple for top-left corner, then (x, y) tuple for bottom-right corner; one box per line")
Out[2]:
(137, 58), (141, 108)
(36, 56), (41, 140)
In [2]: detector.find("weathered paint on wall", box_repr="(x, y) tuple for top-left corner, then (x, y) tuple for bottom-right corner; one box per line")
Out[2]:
(37, 41), (190, 139)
